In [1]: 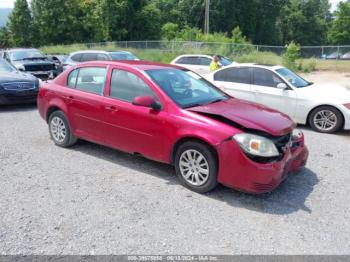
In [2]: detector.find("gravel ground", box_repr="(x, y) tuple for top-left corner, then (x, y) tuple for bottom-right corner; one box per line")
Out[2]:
(0, 104), (350, 255)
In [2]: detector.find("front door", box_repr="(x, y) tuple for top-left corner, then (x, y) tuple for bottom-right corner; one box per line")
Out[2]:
(102, 67), (166, 161)
(251, 68), (297, 118)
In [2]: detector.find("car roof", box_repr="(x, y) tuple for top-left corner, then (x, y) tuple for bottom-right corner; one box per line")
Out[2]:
(6, 48), (41, 52)
(223, 63), (284, 70)
(69, 50), (109, 56)
(76, 60), (183, 71)
(175, 54), (213, 58)
(109, 51), (133, 54)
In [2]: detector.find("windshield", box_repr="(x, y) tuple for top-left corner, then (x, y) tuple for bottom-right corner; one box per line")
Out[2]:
(0, 59), (16, 73)
(110, 52), (139, 60)
(10, 50), (46, 61)
(146, 68), (228, 108)
(276, 68), (310, 88)
(219, 57), (232, 66)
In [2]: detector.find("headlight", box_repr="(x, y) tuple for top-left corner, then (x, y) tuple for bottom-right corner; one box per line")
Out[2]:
(233, 133), (279, 157)
(292, 129), (303, 139)
(16, 65), (25, 71)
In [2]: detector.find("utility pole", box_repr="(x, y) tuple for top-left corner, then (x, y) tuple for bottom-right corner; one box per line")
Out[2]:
(204, 0), (210, 34)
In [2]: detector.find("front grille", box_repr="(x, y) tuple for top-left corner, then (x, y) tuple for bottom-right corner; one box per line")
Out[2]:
(2, 82), (35, 91)
(271, 133), (292, 153)
(24, 64), (54, 71)
(245, 132), (292, 164)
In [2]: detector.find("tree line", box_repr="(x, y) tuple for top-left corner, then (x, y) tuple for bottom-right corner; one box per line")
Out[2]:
(0, 0), (350, 48)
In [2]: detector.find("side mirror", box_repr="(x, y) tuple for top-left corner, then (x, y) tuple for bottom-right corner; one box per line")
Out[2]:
(132, 96), (161, 110)
(277, 83), (288, 90)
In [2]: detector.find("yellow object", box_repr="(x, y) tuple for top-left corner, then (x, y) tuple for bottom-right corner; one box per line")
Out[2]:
(210, 61), (220, 72)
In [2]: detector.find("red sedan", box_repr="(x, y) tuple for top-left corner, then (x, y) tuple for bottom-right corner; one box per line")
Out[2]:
(37, 61), (308, 194)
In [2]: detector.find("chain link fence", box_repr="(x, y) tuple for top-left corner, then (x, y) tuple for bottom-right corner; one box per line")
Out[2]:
(42, 41), (350, 71)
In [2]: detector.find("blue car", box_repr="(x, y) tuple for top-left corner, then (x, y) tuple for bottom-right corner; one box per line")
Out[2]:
(0, 59), (40, 105)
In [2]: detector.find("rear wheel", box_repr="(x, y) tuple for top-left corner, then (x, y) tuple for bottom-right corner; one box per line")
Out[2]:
(48, 110), (77, 147)
(175, 141), (218, 193)
(309, 106), (343, 133)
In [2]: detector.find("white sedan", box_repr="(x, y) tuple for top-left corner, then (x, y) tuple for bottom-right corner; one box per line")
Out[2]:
(206, 64), (350, 133)
(171, 54), (235, 75)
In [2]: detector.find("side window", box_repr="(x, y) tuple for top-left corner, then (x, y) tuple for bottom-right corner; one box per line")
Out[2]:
(214, 68), (251, 84)
(97, 53), (109, 61)
(110, 69), (157, 102)
(67, 69), (78, 88)
(80, 53), (98, 62)
(75, 67), (107, 95)
(176, 57), (199, 65)
(253, 68), (282, 87)
(71, 54), (82, 62)
(198, 57), (211, 66)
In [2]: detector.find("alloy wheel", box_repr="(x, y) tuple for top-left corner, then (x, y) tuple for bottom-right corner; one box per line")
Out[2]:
(313, 110), (338, 132)
(179, 149), (210, 186)
(50, 116), (67, 143)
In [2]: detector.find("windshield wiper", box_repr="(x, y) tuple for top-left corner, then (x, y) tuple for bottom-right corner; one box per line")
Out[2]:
(183, 103), (203, 109)
(205, 98), (227, 105)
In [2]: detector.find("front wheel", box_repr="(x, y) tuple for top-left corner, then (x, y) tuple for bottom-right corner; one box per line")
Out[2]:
(48, 110), (77, 147)
(309, 106), (343, 133)
(175, 141), (218, 193)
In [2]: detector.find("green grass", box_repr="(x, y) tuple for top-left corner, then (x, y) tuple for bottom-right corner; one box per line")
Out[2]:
(40, 43), (350, 72)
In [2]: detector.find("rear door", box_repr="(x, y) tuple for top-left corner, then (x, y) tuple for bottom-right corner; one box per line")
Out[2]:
(213, 67), (254, 102)
(63, 66), (108, 143)
(251, 67), (297, 117)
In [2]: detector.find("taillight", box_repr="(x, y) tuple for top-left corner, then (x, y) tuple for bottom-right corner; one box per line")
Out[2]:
(344, 103), (350, 110)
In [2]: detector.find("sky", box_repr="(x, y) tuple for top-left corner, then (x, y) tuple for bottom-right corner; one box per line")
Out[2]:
(0, 0), (346, 9)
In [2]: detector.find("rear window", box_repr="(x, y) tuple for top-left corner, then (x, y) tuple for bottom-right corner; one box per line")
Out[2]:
(80, 53), (98, 62)
(175, 57), (200, 65)
(71, 53), (82, 62)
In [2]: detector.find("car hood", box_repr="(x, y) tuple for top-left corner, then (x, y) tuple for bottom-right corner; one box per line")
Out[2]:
(0, 71), (37, 82)
(12, 59), (54, 66)
(188, 98), (294, 136)
(298, 83), (350, 102)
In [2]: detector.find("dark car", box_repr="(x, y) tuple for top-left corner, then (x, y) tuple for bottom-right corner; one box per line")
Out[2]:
(48, 54), (68, 75)
(0, 59), (40, 105)
(2, 48), (56, 80)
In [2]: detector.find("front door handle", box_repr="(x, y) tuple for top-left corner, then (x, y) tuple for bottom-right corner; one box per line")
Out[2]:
(105, 105), (118, 112)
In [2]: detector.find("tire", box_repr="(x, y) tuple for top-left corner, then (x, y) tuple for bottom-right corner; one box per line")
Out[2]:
(174, 141), (218, 193)
(309, 106), (343, 133)
(48, 110), (78, 147)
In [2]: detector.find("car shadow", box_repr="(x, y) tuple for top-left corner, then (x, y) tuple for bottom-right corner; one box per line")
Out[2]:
(0, 103), (37, 113)
(71, 140), (319, 215)
(298, 124), (350, 137)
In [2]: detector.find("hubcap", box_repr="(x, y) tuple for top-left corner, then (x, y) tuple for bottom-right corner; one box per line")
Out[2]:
(313, 110), (337, 131)
(50, 116), (66, 143)
(179, 149), (209, 186)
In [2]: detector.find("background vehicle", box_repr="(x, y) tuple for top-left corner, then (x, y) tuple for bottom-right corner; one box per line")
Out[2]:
(37, 61), (307, 194)
(206, 64), (350, 133)
(63, 50), (139, 71)
(0, 58), (40, 105)
(322, 51), (342, 60)
(341, 52), (350, 60)
(171, 54), (235, 75)
(48, 54), (68, 75)
(2, 48), (56, 80)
